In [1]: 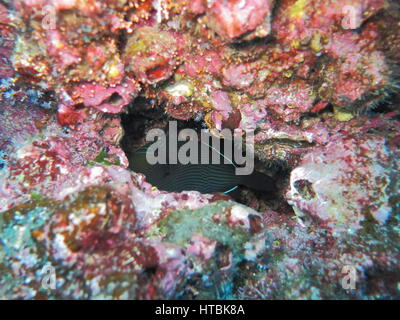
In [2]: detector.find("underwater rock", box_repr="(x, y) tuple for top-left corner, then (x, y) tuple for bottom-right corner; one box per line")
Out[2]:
(123, 26), (180, 84)
(237, 209), (400, 299)
(272, 0), (386, 45)
(68, 79), (141, 114)
(206, 0), (275, 41)
(0, 99), (127, 210)
(287, 130), (399, 235)
(0, 4), (16, 79)
(0, 182), (263, 299)
(0, 0), (399, 300)
(0, 96), (263, 299)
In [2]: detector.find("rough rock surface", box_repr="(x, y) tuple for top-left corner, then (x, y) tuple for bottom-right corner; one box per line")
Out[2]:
(0, 0), (399, 299)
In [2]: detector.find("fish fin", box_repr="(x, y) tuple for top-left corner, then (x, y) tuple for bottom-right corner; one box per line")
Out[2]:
(223, 185), (239, 194)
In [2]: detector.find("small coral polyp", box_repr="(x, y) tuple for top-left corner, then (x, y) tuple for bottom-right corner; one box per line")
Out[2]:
(0, 0), (399, 300)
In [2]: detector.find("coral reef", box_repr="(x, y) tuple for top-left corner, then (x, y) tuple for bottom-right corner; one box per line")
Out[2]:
(287, 120), (399, 235)
(0, 0), (399, 299)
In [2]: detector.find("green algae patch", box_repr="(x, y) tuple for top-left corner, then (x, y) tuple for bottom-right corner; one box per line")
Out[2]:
(87, 150), (121, 166)
(30, 191), (45, 201)
(155, 201), (252, 255)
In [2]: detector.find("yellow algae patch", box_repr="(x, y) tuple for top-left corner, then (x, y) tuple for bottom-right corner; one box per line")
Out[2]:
(289, 0), (309, 19)
(334, 106), (354, 122)
(103, 57), (121, 80)
(310, 32), (322, 53)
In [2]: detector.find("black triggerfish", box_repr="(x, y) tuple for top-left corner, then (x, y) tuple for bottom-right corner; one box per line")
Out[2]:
(127, 129), (275, 195)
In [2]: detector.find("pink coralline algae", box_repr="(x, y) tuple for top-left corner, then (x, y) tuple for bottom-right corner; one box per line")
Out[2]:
(205, 0), (275, 41)
(0, 4), (15, 79)
(0, 0), (400, 300)
(69, 80), (140, 114)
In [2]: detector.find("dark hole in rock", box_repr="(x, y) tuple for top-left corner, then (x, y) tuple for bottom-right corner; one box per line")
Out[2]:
(363, 265), (400, 298)
(143, 266), (157, 278)
(120, 97), (289, 210)
(103, 92), (123, 106)
(116, 29), (128, 54)
(75, 103), (86, 110)
(366, 92), (400, 115)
